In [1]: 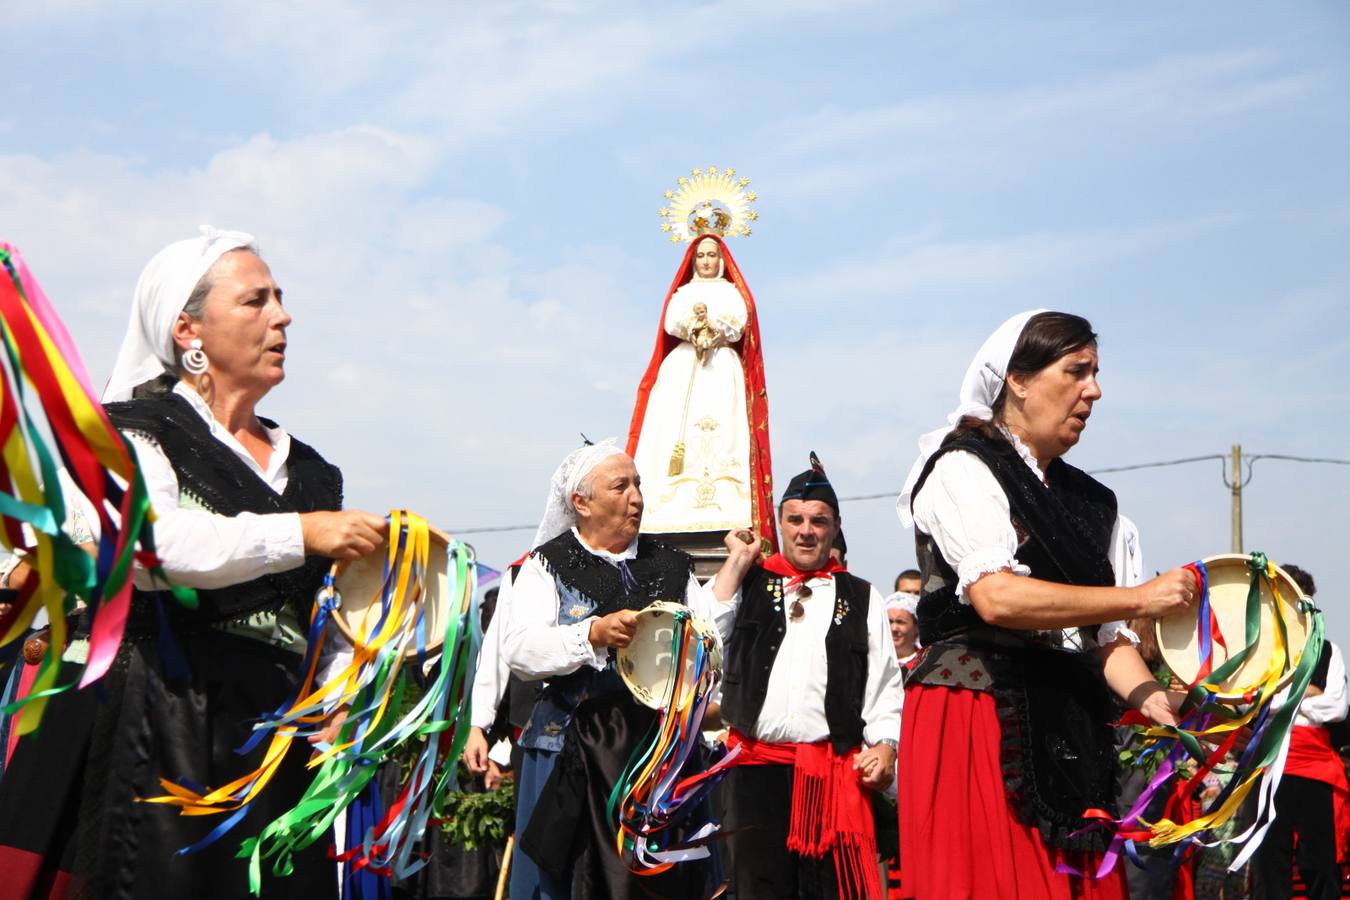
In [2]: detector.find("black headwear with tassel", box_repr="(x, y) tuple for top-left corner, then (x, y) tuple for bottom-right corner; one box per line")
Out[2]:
(781, 451), (839, 515)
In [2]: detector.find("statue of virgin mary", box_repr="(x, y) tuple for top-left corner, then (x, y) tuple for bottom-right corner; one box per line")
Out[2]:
(626, 233), (776, 543)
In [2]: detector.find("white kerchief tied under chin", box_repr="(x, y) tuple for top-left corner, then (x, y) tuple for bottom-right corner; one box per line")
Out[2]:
(895, 308), (1048, 528)
(102, 224), (257, 402)
(531, 438), (628, 551)
(885, 591), (920, 616)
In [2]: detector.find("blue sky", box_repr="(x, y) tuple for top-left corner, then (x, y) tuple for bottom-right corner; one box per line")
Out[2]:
(3, 2), (1348, 644)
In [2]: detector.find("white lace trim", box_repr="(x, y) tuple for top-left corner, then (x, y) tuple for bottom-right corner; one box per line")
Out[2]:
(997, 426), (1046, 484)
(1096, 620), (1141, 647)
(570, 526), (639, 563)
(955, 547), (1031, 605)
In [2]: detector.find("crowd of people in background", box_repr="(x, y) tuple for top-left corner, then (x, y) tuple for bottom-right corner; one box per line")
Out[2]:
(446, 558), (1350, 900)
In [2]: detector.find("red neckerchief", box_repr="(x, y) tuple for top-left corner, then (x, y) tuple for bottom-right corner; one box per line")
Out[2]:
(761, 553), (847, 591)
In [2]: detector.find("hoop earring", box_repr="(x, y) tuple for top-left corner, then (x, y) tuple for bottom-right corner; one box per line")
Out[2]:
(182, 339), (209, 376)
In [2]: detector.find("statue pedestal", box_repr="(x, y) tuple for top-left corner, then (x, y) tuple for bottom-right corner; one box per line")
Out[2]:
(647, 530), (728, 580)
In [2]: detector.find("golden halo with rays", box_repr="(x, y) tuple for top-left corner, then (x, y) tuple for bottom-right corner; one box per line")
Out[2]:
(658, 166), (759, 243)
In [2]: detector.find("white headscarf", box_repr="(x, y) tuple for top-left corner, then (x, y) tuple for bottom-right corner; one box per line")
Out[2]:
(531, 439), (629, 550)
(885, 591), (920, 617)
(102, 225), (258, 402)
(896, 309), (1048, 527)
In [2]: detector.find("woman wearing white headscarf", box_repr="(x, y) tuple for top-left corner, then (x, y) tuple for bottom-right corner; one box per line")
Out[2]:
(0, 228), (386, 898)
(500, 440), (733, 899)
(894, 311), (1198, 899)
(884, 592), (921, 667)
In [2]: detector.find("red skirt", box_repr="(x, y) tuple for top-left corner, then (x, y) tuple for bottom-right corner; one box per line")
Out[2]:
(898, 683), (1128, 900)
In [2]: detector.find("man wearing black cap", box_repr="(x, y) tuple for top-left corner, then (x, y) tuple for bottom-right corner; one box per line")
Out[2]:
(707, 453), (903, 900)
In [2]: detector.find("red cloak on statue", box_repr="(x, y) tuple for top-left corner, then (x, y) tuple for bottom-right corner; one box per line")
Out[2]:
(625, 235), (776, 549)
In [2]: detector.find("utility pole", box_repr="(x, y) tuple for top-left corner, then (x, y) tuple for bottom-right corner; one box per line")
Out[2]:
(1230, 444), (1243, 553)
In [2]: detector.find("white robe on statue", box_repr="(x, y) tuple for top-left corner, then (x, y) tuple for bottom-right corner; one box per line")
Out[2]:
(633, 276), (752, 533)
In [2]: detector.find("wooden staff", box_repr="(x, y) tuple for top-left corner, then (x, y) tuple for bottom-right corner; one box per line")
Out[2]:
(494, 834), (515, 900)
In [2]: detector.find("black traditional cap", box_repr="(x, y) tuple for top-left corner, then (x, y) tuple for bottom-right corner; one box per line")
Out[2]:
(781, 451), (839, 514)
(831, 529), (848, 556)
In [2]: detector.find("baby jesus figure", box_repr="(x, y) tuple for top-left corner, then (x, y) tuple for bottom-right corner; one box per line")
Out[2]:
(689, 302), (717, 363)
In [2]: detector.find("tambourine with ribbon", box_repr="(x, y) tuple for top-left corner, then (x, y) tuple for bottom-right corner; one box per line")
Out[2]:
(330, 524), (457, 661)
(1080, 551), (1324, 880)
(1155, 554), (1313, 702)
(618, 600), (722, 709)
(610, 600), (738, 874)
(146, 511), (482, 894)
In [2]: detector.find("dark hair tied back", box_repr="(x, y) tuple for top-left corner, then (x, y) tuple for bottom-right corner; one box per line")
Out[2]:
(947, 311), (1097, 446)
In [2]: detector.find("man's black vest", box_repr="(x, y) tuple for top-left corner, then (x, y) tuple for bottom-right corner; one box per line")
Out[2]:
(719, 565), (874, 754)
(105, 392), (342, 634)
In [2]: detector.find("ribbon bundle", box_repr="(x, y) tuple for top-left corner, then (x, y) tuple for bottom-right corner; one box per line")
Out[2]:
(145, 511), (479, 895)
(0, 244), (192, 735)
(1082, 551), (1323, 876)
(609, 606), (737, 873)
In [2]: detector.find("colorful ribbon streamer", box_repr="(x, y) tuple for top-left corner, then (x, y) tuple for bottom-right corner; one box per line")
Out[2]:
(1077, 551), (1323, 877)
(608, 606), (734, 873)
(0, 243), (193, 735)
(143, 510), (480, 895)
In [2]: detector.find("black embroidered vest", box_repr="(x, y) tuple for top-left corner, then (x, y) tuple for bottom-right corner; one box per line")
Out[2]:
(720, 565), (873, 754)
(906, 429), (1122, 852)
(518, 531), (693, 751)
(913, 432), (1117, 647)
(105, 393), (343, 634)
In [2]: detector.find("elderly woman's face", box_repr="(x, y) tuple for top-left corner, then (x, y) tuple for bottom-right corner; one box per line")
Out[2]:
(693, 240), (721, 278)
(183, 250), (290, 396)
(574, 454), (644, 544)
(1012, 345), (1101, 458)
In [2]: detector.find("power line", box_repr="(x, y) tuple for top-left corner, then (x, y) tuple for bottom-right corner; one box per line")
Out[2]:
(1250, 453), (1350, 467)
(448, 452), (1350, 535)
(836, 491), (899, 503)
(1086, 454), (1224, 475)
(451, 523), (536, 535)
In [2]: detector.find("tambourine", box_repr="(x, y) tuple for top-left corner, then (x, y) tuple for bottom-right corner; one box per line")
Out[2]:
(330, 524), (461, 659)
(1155, 553), (1313, 703)
(617, 600), (722, 709)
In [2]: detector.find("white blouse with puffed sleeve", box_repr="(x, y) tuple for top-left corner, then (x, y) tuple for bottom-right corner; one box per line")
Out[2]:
(910, 430), (1141, 649)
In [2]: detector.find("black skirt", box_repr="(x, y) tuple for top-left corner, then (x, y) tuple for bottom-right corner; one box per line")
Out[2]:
(0, 630), (337, 899)
(521, 692), (710, 900)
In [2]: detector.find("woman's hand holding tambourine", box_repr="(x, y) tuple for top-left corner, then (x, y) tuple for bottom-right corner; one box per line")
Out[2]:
(300, 510), (389, 560)
(1133, 567), (1200, 619)
(589, 609), (640, 649)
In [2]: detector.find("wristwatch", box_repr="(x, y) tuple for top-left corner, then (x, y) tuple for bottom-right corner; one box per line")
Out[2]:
(873, 738), (898, 752)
